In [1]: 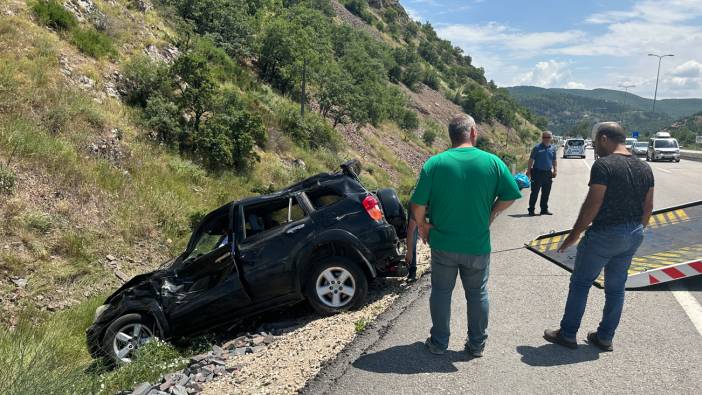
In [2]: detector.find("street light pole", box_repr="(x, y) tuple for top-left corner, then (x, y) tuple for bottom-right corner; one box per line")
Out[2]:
(648, 53), (674, 113)
(618, 83), (636, 125)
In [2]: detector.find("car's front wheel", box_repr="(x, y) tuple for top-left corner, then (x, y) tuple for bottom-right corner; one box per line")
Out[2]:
(102, 313), (156, 365)
(305, 257), (368, 315)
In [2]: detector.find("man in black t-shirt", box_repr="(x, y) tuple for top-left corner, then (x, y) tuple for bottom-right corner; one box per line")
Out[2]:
(544, 122), (654, 351)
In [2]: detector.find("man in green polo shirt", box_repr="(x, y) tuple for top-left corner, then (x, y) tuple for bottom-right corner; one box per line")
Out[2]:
(411, 114), (522, 357)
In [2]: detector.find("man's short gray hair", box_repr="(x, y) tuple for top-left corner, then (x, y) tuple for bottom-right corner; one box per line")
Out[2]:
(448, 114), (476, 145)
(542, 130), (553, 137)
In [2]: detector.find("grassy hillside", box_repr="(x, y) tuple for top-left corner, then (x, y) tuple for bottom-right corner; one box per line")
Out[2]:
(660, 111), (702, 149)
(0, 0), (539, 392)
(554, 88), (702, 119)
(508, 86), (702, 137)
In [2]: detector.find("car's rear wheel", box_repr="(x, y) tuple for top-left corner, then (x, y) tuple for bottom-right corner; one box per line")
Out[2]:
(102, 313), (156, 365)
(305, 257), (368, 315)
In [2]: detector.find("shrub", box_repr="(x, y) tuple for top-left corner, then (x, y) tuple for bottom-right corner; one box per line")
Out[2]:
(398, 109), (419, 131)
(144, 95), (181, 145)
(31, 0), (77, 31)
(120, 55), (167, 107)
(70, 28), (117, 59)
(0, 164), (16, 195)
(22, 212), (53, 234)
(279, 108), (341, 151)
(423, 68), (441, 90)
(422, 128), (437, 146)
(194, 109), (263, 170)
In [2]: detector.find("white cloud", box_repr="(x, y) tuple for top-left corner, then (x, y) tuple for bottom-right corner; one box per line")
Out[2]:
(586, 0), (702, 24)
(436, 22), (586, 61)
(405, 7), (423, 22)
(671, 60), (702, 78)
(565, 81), (586, 89)
(515, 60), (571, 87)
(431, 0), (702, 97)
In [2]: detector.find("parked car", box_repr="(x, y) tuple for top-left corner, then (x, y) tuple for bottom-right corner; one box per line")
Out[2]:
(563, 138), (586, 158)
(647, 136), (680, 162)
(86, 160), (407, 365)
(632, 142), (648, 156)
(625, 138), (638, 152)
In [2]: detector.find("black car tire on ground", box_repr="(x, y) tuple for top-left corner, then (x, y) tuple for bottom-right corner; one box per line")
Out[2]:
(305, 257), (368, 315)
(376, 188), (407, 239)
(675, 159), (680, 163)
(101, 313), (156, 366)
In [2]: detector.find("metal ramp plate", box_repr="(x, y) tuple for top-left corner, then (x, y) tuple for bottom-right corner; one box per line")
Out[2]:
(526, 201), (702, 289)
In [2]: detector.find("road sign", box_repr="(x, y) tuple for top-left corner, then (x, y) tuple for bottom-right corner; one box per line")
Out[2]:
(697, 135), (702, 144)
(632, 131), (640, 138)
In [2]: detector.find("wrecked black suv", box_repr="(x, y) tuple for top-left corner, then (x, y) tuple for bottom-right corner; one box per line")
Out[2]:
(87, 160), (407, 364)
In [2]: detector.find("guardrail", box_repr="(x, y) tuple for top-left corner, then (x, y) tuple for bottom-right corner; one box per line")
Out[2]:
(680, 150), (702, 162)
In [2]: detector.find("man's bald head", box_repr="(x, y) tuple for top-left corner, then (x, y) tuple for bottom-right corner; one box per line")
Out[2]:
(448, 115), (477, 147)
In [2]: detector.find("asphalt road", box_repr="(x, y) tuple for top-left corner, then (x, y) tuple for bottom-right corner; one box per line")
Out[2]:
(322, 149), (702, 394)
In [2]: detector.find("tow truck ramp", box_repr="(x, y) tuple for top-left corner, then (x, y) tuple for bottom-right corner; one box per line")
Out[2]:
(526, 201), (702, 289)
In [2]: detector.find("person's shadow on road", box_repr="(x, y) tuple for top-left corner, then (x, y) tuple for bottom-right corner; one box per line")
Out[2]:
(352, 341), (474, 374)
(517, 344), (601, 367)
(508, 213), (536, 218)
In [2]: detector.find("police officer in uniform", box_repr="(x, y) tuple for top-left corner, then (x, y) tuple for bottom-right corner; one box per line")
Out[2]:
(527, 131), (557, 216)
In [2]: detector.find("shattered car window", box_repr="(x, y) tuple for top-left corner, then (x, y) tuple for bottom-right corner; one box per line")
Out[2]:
(243, 197), (306, 239)
(184, 214), (229, 261)
(306, 187), (344, 209)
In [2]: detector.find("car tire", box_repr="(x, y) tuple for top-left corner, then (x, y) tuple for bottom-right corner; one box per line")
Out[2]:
(675, 159), (680, 163)
(102, 313), (157, 366)
(305, 257), (368, 316)
(376, 188), (407, 239)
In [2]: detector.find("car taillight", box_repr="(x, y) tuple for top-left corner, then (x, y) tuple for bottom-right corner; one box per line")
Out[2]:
(362, 195), (384, 222)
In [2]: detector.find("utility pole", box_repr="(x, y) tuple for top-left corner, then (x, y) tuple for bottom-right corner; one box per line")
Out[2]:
(300, 57), (307, 117)
(648, 53), (674, 113)
(618, 83), (636, 125)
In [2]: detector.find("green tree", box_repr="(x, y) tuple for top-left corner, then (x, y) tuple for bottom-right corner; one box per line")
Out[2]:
(120, 55), (168, 107)
(170, 50), (218, 146)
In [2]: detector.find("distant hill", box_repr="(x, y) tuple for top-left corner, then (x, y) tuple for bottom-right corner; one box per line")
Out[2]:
(507, 86), (702, 137)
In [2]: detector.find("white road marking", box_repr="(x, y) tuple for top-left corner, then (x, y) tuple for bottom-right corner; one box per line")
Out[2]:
(669, 282), (702, 336)
(582, 159), (591, 170)
(653, 166), (673, 174)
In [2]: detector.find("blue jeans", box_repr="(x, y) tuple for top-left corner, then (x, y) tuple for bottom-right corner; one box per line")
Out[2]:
(560, 223), (644, 341)
(429, 250), (490, 351)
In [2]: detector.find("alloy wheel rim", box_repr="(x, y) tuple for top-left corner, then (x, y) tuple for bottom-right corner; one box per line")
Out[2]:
(113, 323), (153, 363)
(315, 267), (356, 308)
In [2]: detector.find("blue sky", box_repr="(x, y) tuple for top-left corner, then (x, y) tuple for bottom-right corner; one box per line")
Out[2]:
(400, 0), (702, 99)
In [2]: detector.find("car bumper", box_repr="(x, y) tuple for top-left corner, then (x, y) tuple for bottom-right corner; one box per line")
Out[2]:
(359, 223), (403, 274)
(654, 153), (680, 160)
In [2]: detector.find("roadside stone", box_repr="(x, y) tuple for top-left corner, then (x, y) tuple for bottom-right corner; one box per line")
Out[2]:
(131, 382), (152, 395)
(211, 345), (223, 355)
(251, 334), (265, 346)
(229, 347), (247, 356)
(170, 385), (187, 395)
(11, 278), (28, 288)
(115, 270), (129, 282)
(106, 254), (117, 261)
(158, 378), (173, 392)
(186, 382), (202, 392)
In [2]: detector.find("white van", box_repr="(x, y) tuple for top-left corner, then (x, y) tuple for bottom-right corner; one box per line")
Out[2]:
(647, 136), (680, 162)
(563, 138), (586, 159)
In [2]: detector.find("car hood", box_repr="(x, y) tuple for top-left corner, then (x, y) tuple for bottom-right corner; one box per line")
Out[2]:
(105, 269), (171, 304)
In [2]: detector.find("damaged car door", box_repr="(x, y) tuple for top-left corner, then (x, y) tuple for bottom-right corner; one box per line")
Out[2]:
(163, 206), (251, 336)
(237, 194), (315, 302)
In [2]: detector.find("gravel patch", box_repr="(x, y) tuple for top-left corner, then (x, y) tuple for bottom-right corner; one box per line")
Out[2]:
(202, 243), (431, 395)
